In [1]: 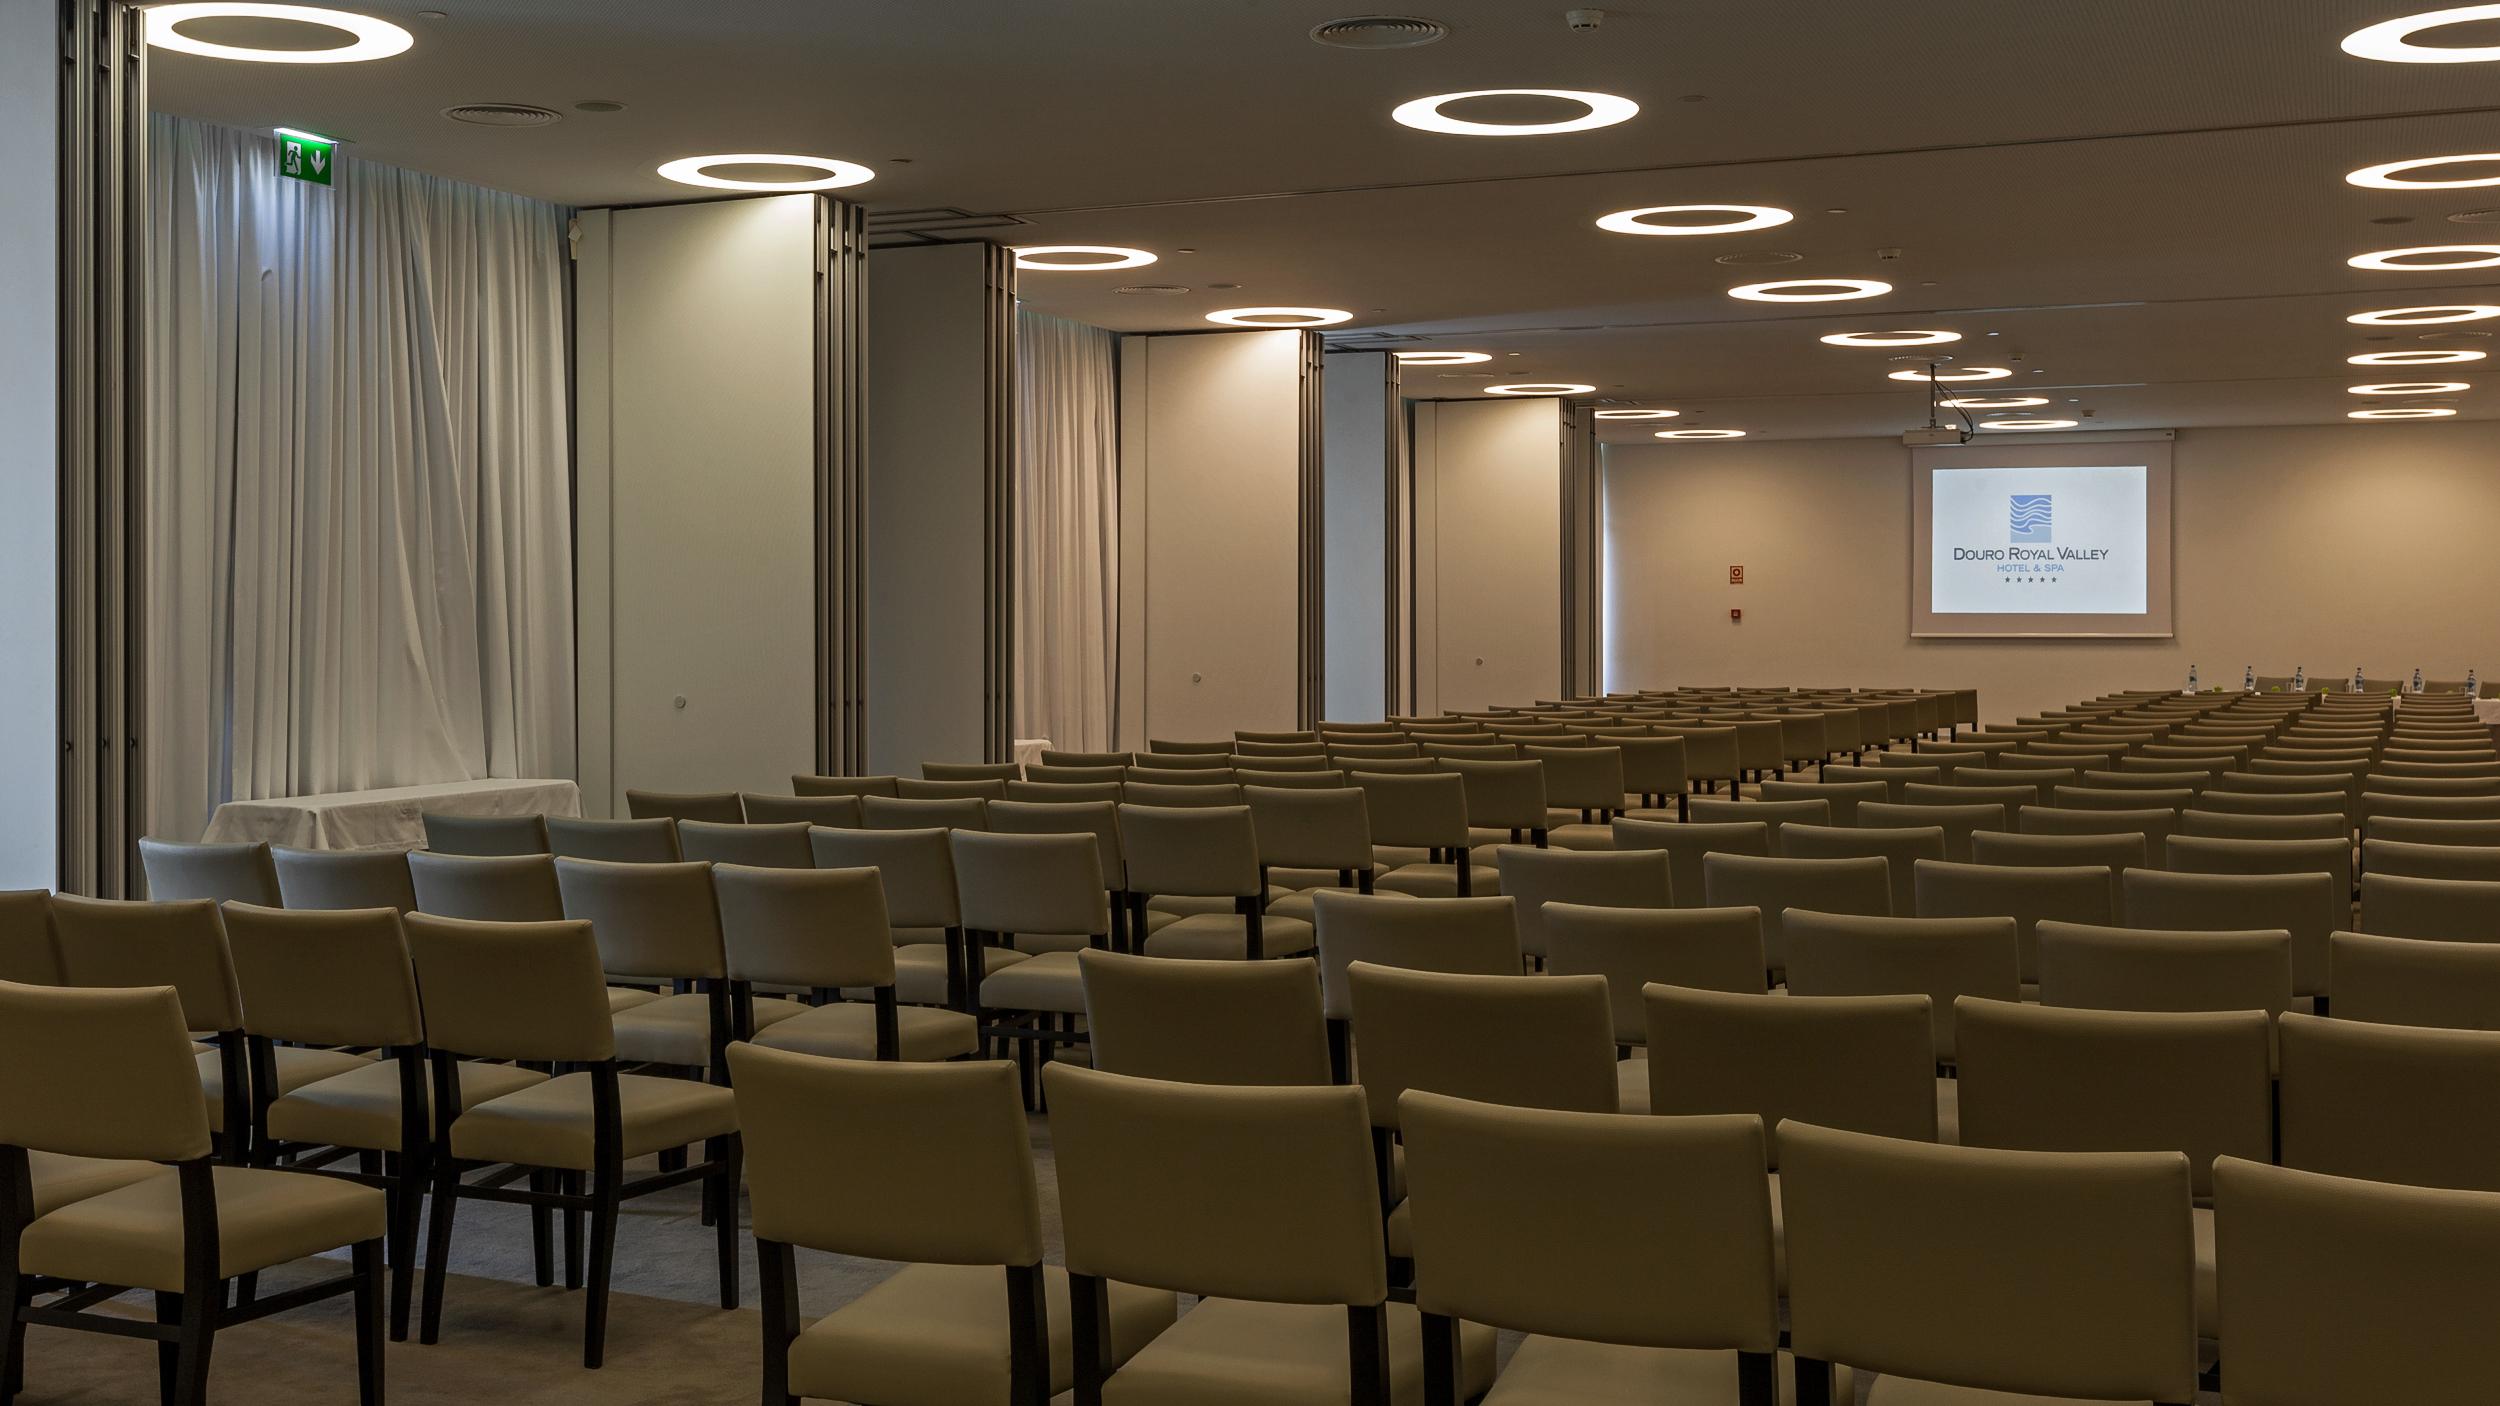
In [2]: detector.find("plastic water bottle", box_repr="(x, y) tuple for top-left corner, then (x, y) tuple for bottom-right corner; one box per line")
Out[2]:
(2412, 668), (2425, 694)
(2350, 667), (2365, 693)
(2470, 670), (2481, 700)
(2184, 664), (2198, 695)
(2243, 665), (2256, 693)
(2292, 666), (2306, 692)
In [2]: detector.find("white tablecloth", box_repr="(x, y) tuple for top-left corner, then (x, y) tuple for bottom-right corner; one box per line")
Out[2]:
(2477, 700), (2500, 728)
(202, 778), (583, 852)
(1014, 738), (1052, 768)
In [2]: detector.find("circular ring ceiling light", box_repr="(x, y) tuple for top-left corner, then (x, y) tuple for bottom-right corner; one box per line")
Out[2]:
(2341, 5), (2500, 63)
(657, 154), (876, 191)
(143, 2), (414, 62)
(2348, 152), (2500, 189)
(1394, 350), (1491, 365)
(1485, 383), (1596, 395)
(1730, 278), (1891, 302)
(1889, 366), (2013, 383)
(1592, 409), (1679, 420)
(1204, 306), (1354, 327)
(2348, 348), (2487, 365)
(1820, 329), (1961, 347)
(2347, 304), (2500, 325)
(1595, 204), (1794, 236)
(1941, 395), (2047, 408)
(2348, 381), (2472, 394)
(2351, 406), (2458, 418)
(1656, 428), (1745, 439)
(2347, 244), (2500, 270)
(1012, 245), (1156, 271)
(1979, 418), (2080, 430)
(1391, 88), (1639, 136)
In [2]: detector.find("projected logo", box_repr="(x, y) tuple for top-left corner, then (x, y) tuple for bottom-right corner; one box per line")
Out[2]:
(2008, 494), (2053, 544)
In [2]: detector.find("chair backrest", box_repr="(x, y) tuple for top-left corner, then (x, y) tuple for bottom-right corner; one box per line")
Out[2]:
(1971, 831), (2141, 909)
(1526, 744), (1626, 811)
(727, 1045), (1040, 1265)
(2213, 1157), (2500, 1406)
(2124, 865), (2337, 997)
(49, 894), (244, 1030)
(1543, 903), (1765, 1042)
(1777, 822), (1946, 916)
(862, 794), (991, 831)
(2368, 815), (2500, 848)
(1400, 1092), (1778, 1352)
(408, 850), (565, 921)
(999, 780), (1125, 806)
(811, 826), (961, 929)
(2330, 929), (2500, 1030)
(1347, 771), (1468, 848)
(1779, 1122), (2197, 1404)
(138, 837), (281, 906)
(1242, 785), (1372, 872)
(1308, 891), (1519, 1021)
(1856, 800), (2005, 862)
(420, 811), (550, 856)
(1759, 779), (1888, 826)
(2035, 919), (2292, 1016)
(1954, 997), (2271, 1198)
(949, 830), (1109, 938)
(1021, 764), (1127, 786)
(402, 913), (614, 1064)
(1117, 803), (1260, 901)
(1122, 778), (1244, 808)
(1138, 744), (1233, 763)
(2359, 871), (2500, 941)
(1608, 818), (1770, 908)
(2278, 1011), (2500, 1192)
(1902, 782), (2028, 828)
(676, 819), (818, 869)
(2174, 808), (2347, 840)
(271, 845), (418, 912)
(1700, 853), (1891, 976)
(716, 864), (895, 990)
(1079, 949), (1332, 1086)
(1047, 1063), (1386, 1305)
(1492, 846), (1672, 958)
(1783, 910), (2019, 1061)
(0, 980), (212, 1162)
(222, 902), (423, 1048)
(2364, 838), (2500, 883)
(1911, 858), (2113, 985)
(1643, 986), (1935, 1167)
(896, 777), (1010, 802)
(1685, 796), (1830, 837)
(1436, 758), (1545, 831)
(548, 815), (682, 862)
(2167, 834), (2352, 904)
(984, 799), (1125, 888)
(792, 774), (905, 798)
(0, 892), (57, 986)
(921, 761), (1025, 784)
(624, 789), (745, 823)
(1345, 963), (1617, 1130)
(1038, 751), (1130, 769)
(554, 857), (727, 980)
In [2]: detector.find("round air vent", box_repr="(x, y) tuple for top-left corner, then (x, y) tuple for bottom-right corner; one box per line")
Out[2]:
(1115, 284), (1191, 295)
(1714, 250), (1805, 266)
(443, 103), (562, 128)
(1310, 15), (1449, 48)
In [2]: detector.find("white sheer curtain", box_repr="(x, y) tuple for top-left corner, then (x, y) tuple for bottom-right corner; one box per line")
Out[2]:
(1013, 308), (1120, 752)
(147, 115), (574, 840)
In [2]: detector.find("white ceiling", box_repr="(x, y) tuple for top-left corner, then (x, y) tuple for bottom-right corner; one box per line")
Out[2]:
(145, 0), (2500, 440)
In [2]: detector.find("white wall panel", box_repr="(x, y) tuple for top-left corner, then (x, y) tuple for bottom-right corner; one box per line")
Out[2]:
(1323, 351), (1393, 722)
(0, 0), (58, 887)
(1414, 398), (1565, 714)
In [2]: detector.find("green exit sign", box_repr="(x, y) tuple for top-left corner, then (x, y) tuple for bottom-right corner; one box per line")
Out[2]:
(275, 128), (336, 186)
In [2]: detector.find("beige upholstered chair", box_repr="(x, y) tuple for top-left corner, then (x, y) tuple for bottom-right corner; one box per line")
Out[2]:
(1310, 892), (1520, 1080)
(1040, 750), (1130, 769)
(1243, 785), (1379, 921)
(727, 1046), (1172, 1406)
(953, 830), (1112, 1104)
(1973, 831), (2143, 908)
(1122, 777), (1244, 806)
(1235, 766), (1345, 789)
(1783, 911), (2018, 1062)
(1759, 779), (1887, 827)
(2214, 1157), (2500, 1406)
(137, 838), (281, 906)
(1001, 779), (1125, 805)
(2330, 929), (2500, 1030)
(408, 850), (565, 921)
(1493, 845), (1672, 963)
(2366, 814), (2500, 848)
(2167, 833), (2352, 904)
(1138, 744), (1233, 764)
(1700, 853), (1891, 983)
(419, 811), (548, 856)
(406, 913), (740, 1367)
(0, 891), (57, 987)
(2175, 808), (2347, 841)
(1545, 904), (1768, 1053)
(557, 857), (791, 1076)
(1356, 772), (1499, 897)
(623, 789), (743, 823)
(813, 826), (1000, 1011)
(1902, 781), (2028, 829)
(1439, 757), (1548, 850)
(2364, 838), (2500, 882)
(920, 761), (1023, 783)
(1079, 949), (1333, 1086)
(548, 816), (682, 862)
(1778, 1122), (2198, 1406)
(675, 818), (816, 868)
(738, 792), (867, 827)
(717, 864), (976, 1063)
(2036, 920), (2293, 1017)
(1400, 1093), (1788, 1406)
(2124, 867), (2337, 1000)
(2277, 1011), (2500, 1193)
(1642, 987), (1936, 1155)
(1023, 763), (1128, 786)
(1686, 797), (1830, 840)
(1045, 1063), (1497, 1404)
(0, 980), (387, 1404)
(271, 846), (417, 912)
(863, 794), (991, 831)
(1609, 818), (1770, 909)
(794, 774), (904, 798)
(1856, 800), (2004, 862)
(1526, 744), (1628, 832)
(986, 798), (1136, 947)
(897, 777), (1011, 801)
(1126, 805), (1314, 960)
(1777, 823), (1945, 916)
(1912, 858), (2113, 988)
(2359, 871), (2500, 940)
(2018, 802), (2180, 853)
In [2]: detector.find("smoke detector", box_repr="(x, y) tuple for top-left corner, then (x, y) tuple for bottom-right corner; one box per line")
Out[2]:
(443, 104), (562, 128)
(1310, 15), (1449, 48)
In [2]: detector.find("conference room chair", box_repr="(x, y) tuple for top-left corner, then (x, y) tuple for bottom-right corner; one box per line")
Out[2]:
(792, 773), (903, 798)
(1952, 765), (2076, 808)
(2126, 754), (2233, 780)
(1037, 750), (1128, 769)
(2208, 769), (2352, 799)
(547, 816), (682, 862)
(2364, 773), (2500, 799)
(419, 811), (549, 856)
(2328, 929), (2500, 1031)
(2036, 921), (2295, 1020)
(1854, 800), (2002, 863)
(2020, 801), (2181, 849)
(406, 913), (740, 1368)
(1356, 772), (1498, 898)
(2278, 1011), (2500, 1195)
(271, 845), (418, 912)
(2051, 784), (2198, 815)
(2174, 808), (2348, 841)
(1654, 724), (1743, 798)
(1700, 853), (1891, 985)
(1972, 833), (2145, 908)
(2009, 747), (2114, 776)
(1228, 751), (1328, 771)
(558, 857), (787, 1079)
(1543, 903), (1767, 1065)
(622, 788), (744, 824)
(1048, 1062), (1500, 1403)
(1130, 748), (1232, 770)
(1685, 797), (1830, 843)
(1078, 949), (1334, 1086)
(2080, 767), (2213, 794)
(2197, 788), (2356, 827)
(223, 901), (542, 1339)
(2169, 832), (2352, 897)
(1885, 749), (1970, 783)
(1122, 778), (1243, 808)
(1124, 805), (1312, 961)
(1022, 763), (1128, 785)
(673, 818), (813, 869)
(862, 794), (991, 831)
(1756, 780), (1887, 828)
(1421, 742), (1518, 764)
(1234, 766), (1345, 790)
(1774, 823), (1944, 917)
(1913, 859), (2115, 991)
(407, 850), (565, 921)
(986, 797), (1135, 948)
(1783, 911), (2018, 1064)
(1815, 762), (1934, 804)
(1400, 1093), (1789, 1406)
(1614, 734), (1690, 816)
(0, 981), (388, 1406)
(1142, 738), (1233, 758)
(1310, 893), (1520, 1082)
(1000, 779), (1124, 805)
(1326, 741), (1425, 762)
(2363, 838), (2500, 883)
(137, 837), (282, 907)
(2367, 814), (2500, 849)
(920, 760), (1022, 783)
(1527, 744), (1629, 835)
(735, 1046), (1177, 1406)
(1437, 758), (1548, 851)
(954, 830), (1113, 1104)
(1243, 785), (1378, 922)
(738, 792), (865, 826)
(896, 777), (1011, 801)
(1778, 1122), (2199, 1406)
(2378, 757), (2500, 779)
(0, 891), (56, 987)
(1902, 782), (2031, 830)
(2365, 791), (2500, 830)
(718, 862), (975, 1065)
(814, 826), (1000, 1012)
(2124, 868), (2337, 1004)
(1494, 846), (1672, 965)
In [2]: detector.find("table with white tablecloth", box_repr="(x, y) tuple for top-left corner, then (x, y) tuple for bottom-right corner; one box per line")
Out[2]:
(201, 778), (583, 851)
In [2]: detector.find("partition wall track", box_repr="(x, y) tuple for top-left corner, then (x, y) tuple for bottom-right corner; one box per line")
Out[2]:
(981, 244), (1018, 763)
(817, 198), (871, 775)
(1296, 329), (1327, 728)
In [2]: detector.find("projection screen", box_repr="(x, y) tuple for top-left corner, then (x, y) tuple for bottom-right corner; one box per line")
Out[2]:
(1910, 436), (2175, 638)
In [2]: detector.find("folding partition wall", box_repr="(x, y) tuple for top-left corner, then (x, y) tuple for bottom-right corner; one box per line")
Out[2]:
(1321, 349), (1407, 722)
(1409, 397), (1571, 714)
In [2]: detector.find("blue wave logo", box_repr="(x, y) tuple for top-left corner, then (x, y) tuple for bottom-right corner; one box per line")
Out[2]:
(2009, 494), (2052, 543)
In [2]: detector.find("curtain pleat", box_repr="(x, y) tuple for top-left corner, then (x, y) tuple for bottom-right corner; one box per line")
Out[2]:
(146, 115), (574, 840)
(1012, 309), (1119, 753)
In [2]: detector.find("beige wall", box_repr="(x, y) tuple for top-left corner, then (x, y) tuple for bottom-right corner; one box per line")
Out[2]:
(1603, 420), (2500, 723)
(1415, 397), (1565, 714)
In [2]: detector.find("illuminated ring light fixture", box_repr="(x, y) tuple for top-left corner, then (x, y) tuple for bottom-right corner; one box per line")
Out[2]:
(1730, 278), (1891, 302)
(1821, 329), (1960, 347)
(1485, 383), (1596, 396)
(2347, 381), (2472, 394)
(1889, 366), (2013, 383)
(1595, 204), (1794, 236)
(1656, 428), (1746, 439)
(2348, 245), (2500, 271)
(1942, 395), (2047, 409)
(1391, 89), (1639, 136)
(2351, 406), (2458, 418)
(143, 2), (413, 62)
(1394, 350), (1491, 365)
(2347, 304), (2500, 325)
(657, 154), (876, 191)
(1205, 307), (1353, 327)
(2342, 5), (2500, 63)
(2348, 152), (2500, 189)
(1013, 245), (1156, 271)
(1979, 418), (2080, 430)
(1592, 409), (1680, 420)
(2348, 348), (2486, 365)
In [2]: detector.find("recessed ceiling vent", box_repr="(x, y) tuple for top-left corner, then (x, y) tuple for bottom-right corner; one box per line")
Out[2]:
(1116, 285), (1192, 295)
(443, 104), (562, 128)
(1715, 250), (1805, 266)
(1310, 15), (1449, 48)
(2446, 208), (2500, 224)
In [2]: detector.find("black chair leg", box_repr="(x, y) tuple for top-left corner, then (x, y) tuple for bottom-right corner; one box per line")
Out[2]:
(170, 1288), (214, 1406)
(712, 1135), (742, 1309)
(154, 1291), (180, 1405)
(563, 1171), (584, 1290)
(529, 1169), (555, 1287)
(419, 1162), (461, 1344)
(353, 1239), (385, 1406)
(582, 1166), (621, 1368)
(389, 1153), (424, 1340)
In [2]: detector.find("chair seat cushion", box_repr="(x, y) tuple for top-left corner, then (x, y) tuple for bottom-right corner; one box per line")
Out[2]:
(790, 1261), (1175, 1406)
(885, 944), (1029, 1008)
(755, 1003), (980, 1063)
(1143, 914), (1317, 961)
(1102, 1298), (1496, 1406)
(20, 1165), (385, 1293)
(2193, 1204), (2215, 1341)
(607, 986), (665, 1013)
(1544, 823), (1618, 851)
(1485, 1336), (1848, 1406)
(1375, 863), (1502, 899)
(449, 1071), (739, 1172)
(1866, 1376), (2149, 1405)
(27, 1152), (164, 1219)
(980, 950), (1091, 1015)
(612, 991), (802, 1069)
(1148, 888), (1292, 918)
(268, 1058), (551, 1154)
(1616, 1056), (1649, 1115)
(1267, 888), (1414, 924)
(198, 1045), (374, 1134)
